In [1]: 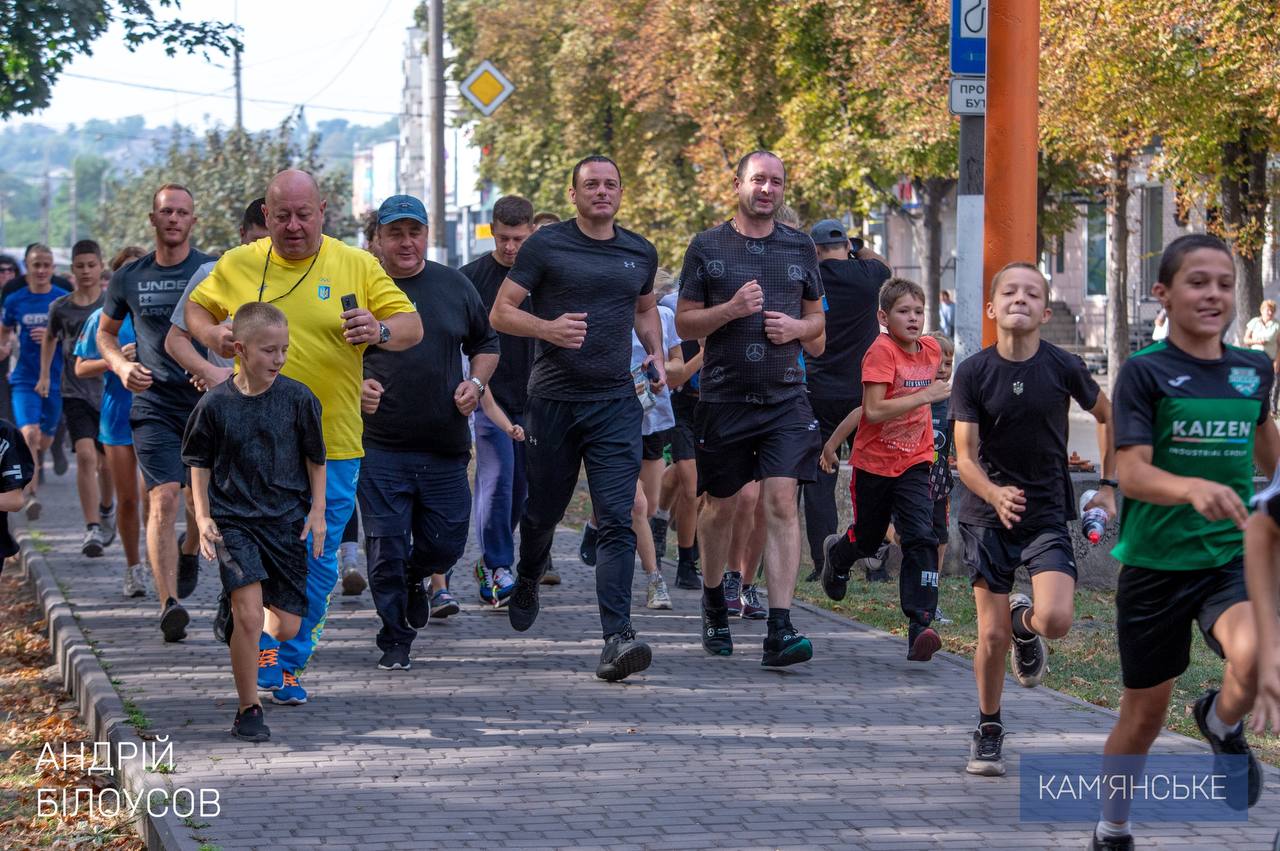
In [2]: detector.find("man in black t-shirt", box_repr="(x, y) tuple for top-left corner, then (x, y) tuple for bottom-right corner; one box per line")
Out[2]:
(359, 195), (499, 671)
(461, 195), (542, 600)
(801, 218), (891, 581)
(490, 155), (663, 682)
(676, 150), (825, 668)
(98, 183), (211, 642)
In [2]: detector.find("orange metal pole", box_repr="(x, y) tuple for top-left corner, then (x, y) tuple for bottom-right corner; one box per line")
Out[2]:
(982, 0), (1040, 347)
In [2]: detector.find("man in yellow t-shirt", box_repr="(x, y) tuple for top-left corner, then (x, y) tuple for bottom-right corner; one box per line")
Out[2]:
(186, 169), (421, 706)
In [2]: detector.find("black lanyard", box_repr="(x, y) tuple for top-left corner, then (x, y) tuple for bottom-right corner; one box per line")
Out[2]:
(258, 245), (320, 304)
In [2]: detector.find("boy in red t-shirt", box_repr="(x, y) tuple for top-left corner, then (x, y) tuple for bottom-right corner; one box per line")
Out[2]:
(821, 278), (950, 661)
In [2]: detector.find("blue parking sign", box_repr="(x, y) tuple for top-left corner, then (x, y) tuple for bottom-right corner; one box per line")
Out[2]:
(951, 0), (987, 75)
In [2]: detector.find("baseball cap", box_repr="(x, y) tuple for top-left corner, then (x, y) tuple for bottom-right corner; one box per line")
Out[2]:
(377, 195), (429, 226)
(809, 219), (848, 246)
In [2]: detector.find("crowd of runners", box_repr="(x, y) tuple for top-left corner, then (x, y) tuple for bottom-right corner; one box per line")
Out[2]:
(4, 150), (1280, 850)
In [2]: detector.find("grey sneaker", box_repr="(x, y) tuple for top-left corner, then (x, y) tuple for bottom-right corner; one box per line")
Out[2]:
(81, 525), (105, 558)
(1009, 593), (1047, 687)
(99, 505), (117, 547)
(966, 722), (1007, 776)
(723, 570), (743, 617)
(645, 573), (672, 610)
(123, 563), (145, 598)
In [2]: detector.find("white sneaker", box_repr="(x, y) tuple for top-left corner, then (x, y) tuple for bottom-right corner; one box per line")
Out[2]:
(99, 505), (117, 547)
(645, 573), (672, 610)
(123, 563), (146, 598)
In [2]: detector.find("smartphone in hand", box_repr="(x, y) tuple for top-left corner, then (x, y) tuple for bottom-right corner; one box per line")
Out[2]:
(340, 294), (358, 312)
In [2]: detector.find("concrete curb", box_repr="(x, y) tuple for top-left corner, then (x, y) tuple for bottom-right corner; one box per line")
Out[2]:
(18, 532), (187, 851)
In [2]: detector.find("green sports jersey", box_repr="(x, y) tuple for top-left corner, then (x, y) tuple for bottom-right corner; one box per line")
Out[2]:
(1111, 340), (1273, 569)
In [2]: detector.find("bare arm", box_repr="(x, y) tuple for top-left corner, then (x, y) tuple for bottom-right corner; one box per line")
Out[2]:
(1247, 510), (1280, 732)
(164, 324), (231, 391)
(190, 466), (220, 560)
(0, 488), (23, 512)
(373, 311), (423, 352)
(1117, 444), (1248, 528)
(489, 278), (587, 348)
(661, 344), (687, 388)
(184, 299), (234, 359)
(75, 356), (109, 379)
(675, 281), (761, 341)
(1255, 416), (1280, 475)
(955, 419), (1026, 529)
(479, 392), (524, 441)
(36, 325), (58, 396)
(453, 352), (500, 417)
(97, 314), (153, 392)
(634, 292), (666, 388)
(302, 459), (327, 558)
(819, 406), (863, 473)
(1085, 392), (1118, 517)
(862, 380), (949, 425)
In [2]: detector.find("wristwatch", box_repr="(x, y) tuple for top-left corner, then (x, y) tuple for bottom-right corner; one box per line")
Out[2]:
(470, 376), (486, 397)
(1099, 478), (1119, 489)
(377, 322), (391, 345)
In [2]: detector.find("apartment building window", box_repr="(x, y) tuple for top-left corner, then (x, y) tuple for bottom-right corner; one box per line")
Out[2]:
(1086, 203), (1106, 296)
(1141, 185), (1164, 297)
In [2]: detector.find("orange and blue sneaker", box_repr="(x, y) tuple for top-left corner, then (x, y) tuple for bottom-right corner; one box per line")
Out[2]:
(271, 671), (307, 705)
(256, 646), (283, 691)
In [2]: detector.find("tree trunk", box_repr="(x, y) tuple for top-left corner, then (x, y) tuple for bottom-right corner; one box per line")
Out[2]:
(913, 176), (956, 332)
(1105, 150), (1131, 393)
(1220, 126), (1269, 341)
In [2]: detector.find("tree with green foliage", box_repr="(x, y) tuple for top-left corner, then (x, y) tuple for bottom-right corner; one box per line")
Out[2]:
(0, 1), (239, 119)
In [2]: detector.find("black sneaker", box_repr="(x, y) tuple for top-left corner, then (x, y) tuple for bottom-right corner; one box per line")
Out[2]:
(1193, 688), (1262, 807)
(52, 439), (68, 476)
(906, 623), (940, 662)
(803, 567), (821, 583)
(761, 624), (813, 668)
(675, 558), (701, 590)
(965, 722), (1006, 776)
(649, 516), (669, 565)
(507, 575), (540, 632)
(596, 628), (652, 681)
(176, 533), (199, 599)
(1089, 832), (1134, 850)
(159, 597), (189, 643)
(820, 533), (849, 601)
(230, 704), (270, 742)
(864, 566), (890, 582)
(579, 524), (599, 566)
(377, 645), (412, 670)
(406, 581), (430, 629)
(213, 591), (234, 645)
(701, 601), (733, 656)
(1009, 593), (1047, 687)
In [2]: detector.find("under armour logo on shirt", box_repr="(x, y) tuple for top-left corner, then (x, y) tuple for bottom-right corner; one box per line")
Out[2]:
(623, 261), (636, 268)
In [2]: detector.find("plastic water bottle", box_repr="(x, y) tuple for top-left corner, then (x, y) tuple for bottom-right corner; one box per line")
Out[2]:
(1079, 489), (1108, 545)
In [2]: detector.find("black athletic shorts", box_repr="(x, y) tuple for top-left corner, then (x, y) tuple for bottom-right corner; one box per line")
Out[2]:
(960, 521), (1077, 595)
(217, 517), (309, 618)
(932, 497), (949, 545)
(642, 429), (670, 461)
(693, 397), (821, 498)
(131, 407), (191, 490)
(63, 397), (102, 448)
(1116, 558), (1245, 690)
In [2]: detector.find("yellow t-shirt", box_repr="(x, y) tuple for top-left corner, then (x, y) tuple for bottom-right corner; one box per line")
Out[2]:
(190, 235), (415, 460)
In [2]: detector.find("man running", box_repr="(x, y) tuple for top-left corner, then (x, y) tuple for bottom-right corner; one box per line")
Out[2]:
(490, 155), (663, 681)
(97, 185), (211, 642)
(675, 150), (825, 667)
(187, 169), (421, 705)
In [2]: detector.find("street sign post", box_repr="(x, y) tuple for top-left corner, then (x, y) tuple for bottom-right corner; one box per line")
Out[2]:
(461, 60), (515, 116)
(950, 0), (988, 75)
(948, 77), (986, 115)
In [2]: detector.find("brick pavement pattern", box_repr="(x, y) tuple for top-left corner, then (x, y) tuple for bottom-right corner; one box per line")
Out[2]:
(25, 473), (1280, 849)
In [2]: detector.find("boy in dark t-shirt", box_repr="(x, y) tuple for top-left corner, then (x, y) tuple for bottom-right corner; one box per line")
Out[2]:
(183, 303), (326, 743)
(951, 263), (1115, 780)
(0, 417), (34, 573)
(1091, 235), (1277, 851)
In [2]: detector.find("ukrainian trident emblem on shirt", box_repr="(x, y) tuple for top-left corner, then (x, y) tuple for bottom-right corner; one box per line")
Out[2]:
(1012, 381), (1024, 395)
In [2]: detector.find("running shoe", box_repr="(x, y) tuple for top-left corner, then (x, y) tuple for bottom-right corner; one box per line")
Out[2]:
(723, 571), (743, 617)
(230, 705), (270, 742)
(965, 722), (1006, 776)
(406, 581), (430, 629)
(81, 525), (105, 558)
(645, 572), (672, 610)
(649, 515), (669, 565)
(176, 532), (199, 598)
(761, 624), (812, 668)
(271, 671), (307, 705)
(492, 567), (517, 604)
(99, 505), (117, 547)
(339, 542), (366, 595)
(507, 575), (540, 632)
(803, 567), (822, 583)
(596, 628), (652, 681)
(122, 563), (145, 598)
(539, 568), (562, 586)
(675, 558), (701, 590)
(861, 541), (891, 582)
(1008, 593), (1047, 687)
(934, 606), (954, 626)
(820, 533), (849, 600)
(430, 588), (460, 619)
(52, 439), (68, 476)
(740, 584), (767, 619)
(213, 592), (233, 645)
(906, 623), (941, 662)
(1088, 833), (1134, 850)
(23, 495), (41, 522)
(378, 645), (412, 671)
(579, 523), (599, 566)
(159, 597), (188, 643)
(257, 646), (284, 691)
(475, 561), (495, 605)
(1194, 688), (1262, 807)
(700, 602), (733, 656)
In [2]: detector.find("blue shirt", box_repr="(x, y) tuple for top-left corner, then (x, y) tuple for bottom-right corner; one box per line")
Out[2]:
(3, 285), (69, 387)
(74, 309), (135, 406)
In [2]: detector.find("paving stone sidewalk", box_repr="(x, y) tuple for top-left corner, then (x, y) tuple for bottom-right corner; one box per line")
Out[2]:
(23, 472), (1280, 849)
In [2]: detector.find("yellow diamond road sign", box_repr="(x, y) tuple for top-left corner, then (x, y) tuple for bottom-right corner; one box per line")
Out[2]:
(461, 60), (514, 116)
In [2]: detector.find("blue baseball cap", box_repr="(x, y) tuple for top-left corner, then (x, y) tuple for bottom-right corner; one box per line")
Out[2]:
(377, 194), (429, 226)
(809, 219), (848, 246)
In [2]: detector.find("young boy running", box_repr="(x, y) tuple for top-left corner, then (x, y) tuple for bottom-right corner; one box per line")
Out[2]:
(821, 277), (949, 661)
(950, 263), (1115, 778)
(38, 240), (115, 557)
(1092, 234), (1276, 850)
(182, 303), (326, 742)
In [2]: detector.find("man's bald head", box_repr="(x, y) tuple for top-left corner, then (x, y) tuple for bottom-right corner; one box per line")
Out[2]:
(264, 169), (327, 260)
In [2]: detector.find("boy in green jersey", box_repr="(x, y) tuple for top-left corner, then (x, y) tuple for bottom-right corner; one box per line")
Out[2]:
(1092, 234), (1279, 851)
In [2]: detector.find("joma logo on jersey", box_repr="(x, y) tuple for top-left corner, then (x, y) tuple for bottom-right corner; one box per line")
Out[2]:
(1171, 419), (1253, 442)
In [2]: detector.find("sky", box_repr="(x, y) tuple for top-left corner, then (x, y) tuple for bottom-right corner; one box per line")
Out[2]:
(5, 0), (424, 132)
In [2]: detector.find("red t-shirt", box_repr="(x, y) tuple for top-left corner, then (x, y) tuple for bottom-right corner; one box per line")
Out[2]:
(852, 333), (941, 477)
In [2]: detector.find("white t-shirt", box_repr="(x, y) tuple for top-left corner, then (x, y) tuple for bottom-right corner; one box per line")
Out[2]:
(1246, 316), (1280, 360)
(631, 304), (681, 435)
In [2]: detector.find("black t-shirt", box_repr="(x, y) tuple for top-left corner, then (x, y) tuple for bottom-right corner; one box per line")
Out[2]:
(363, 262), (500, 456)
(678, 222), (823, 404)
(460, 252), (534, 416)
(951, 341), (1101, 529)
(180, 375), (325, 522)
(0, 419), (34, 561)
(103, 249), (211, 418)
(506, 219), (658, 402)
(48, 292), (105, 405)
(805, 257), (890, 403)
